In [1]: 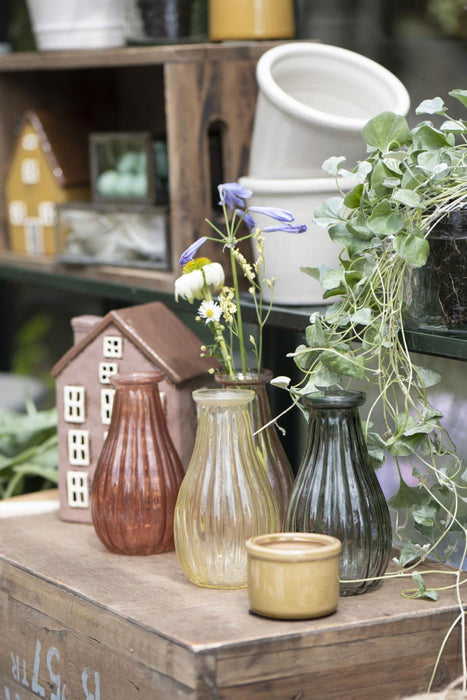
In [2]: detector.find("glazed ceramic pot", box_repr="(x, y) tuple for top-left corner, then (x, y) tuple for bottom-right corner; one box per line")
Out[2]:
(239, 175), (354, 305)
(249, 42), (410, 178)
(246, 532), (342, 619)
(209, 0), (294, 41)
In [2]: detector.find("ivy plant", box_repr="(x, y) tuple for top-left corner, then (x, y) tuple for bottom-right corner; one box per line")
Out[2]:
(275, 90), (467, 690)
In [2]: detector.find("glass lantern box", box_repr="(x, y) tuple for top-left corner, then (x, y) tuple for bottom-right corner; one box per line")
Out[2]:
(90, 132), (169, 205)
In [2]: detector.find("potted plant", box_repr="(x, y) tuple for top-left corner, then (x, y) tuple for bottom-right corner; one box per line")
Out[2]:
(277, 90), (466, 687)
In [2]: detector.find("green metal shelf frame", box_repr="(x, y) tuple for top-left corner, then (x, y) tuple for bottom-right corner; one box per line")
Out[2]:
(1, 259), (466, 362)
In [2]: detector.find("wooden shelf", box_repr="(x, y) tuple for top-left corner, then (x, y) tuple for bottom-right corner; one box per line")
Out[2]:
(1, 254), (466, 360)
(0, 42), (280, 72)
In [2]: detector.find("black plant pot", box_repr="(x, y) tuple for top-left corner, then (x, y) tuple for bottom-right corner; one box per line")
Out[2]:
(137, 0), (194, 41)
(404, 207), (467, 331)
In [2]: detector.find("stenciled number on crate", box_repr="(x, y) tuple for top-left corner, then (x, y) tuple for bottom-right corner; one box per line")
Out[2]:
(9, 639), (101, 699)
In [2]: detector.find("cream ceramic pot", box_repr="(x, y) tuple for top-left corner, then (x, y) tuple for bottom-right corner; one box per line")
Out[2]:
(246, 532), (342, 619)
(240, 175), (353, 305)
(249, 42), (410, 178)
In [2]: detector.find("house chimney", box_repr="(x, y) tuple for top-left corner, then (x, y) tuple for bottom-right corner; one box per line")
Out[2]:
(71, 315), (102, 345)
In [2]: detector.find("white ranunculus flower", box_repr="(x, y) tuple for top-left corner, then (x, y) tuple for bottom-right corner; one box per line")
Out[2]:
(174, 269), (205, 302)
(203, 262), (225, 289)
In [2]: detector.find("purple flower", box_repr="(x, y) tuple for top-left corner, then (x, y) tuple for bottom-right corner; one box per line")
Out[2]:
(235, 209), (256, 230)
(178, 236), (207, 266)
(247, 206), (295, 222)
(263, 223), (308, 234)
(218, 182), (252, 210)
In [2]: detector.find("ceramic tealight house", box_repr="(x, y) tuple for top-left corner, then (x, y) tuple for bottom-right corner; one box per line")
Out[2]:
(51, 301), (213, 523)
(6, 109), (89, 257)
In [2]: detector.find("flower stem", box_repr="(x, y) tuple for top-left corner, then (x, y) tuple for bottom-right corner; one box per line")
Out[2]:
(229, 247), (247, 375)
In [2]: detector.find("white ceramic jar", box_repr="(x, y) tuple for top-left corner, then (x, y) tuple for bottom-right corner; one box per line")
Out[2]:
(240, 175), (353, 306)
(249, 42), (410, 178)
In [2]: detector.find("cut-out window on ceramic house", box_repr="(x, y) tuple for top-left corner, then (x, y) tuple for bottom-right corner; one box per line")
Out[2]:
(24, 218), (44, 255)
(64, 385), (86, 423)
(66, 470), (89, 508)
(9, 201), (27, 226)
(21, 158), (40, 185)
(67, 429), (90, 466)
(103, 336), (123, 358)
(22, 133), (38, 151)
(38, 201), (56, 227)
(100, 388), (115, 425)
(99, 362), (118, 384)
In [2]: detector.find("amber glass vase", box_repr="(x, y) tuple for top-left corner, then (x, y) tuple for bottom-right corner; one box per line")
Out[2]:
(286, 391), (392, 595)
(174, 388), (280, 588)
(215, 370), (294, 527)
(91, 372), (184, 555)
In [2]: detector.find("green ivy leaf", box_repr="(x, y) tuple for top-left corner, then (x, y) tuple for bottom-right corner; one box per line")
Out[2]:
(362, 112), (410, 151)
(348, 211), (377, 240)
(321, 269), (345, 291)
(343, 184), (364, 208)
(415, 97), (445, 115)
(389, 478), (427, 509)
(366, 431), (387, 466)
(394, 233), (429, 267)
(350, 308), (373, 326)
(387, 433), (427, 456)
(449, 89), (467, 109)
(412, 503), (438, 528)
(314, 365), (343, 387)
(412, 124), (452, 150)
(414, 366), (442, 388)
(322, 155), (346, 176)
(368, 200), (404, 236)
(328, 224), (371, 255)
(392, 189), (422, 208)
(314, 197), (344, 228)
(398, 542), (422, 567)
(290, 344), (316, 372)
(410, 573), (439, 601)
(305, 320), (325, 348)
(320, 350), (366, 380)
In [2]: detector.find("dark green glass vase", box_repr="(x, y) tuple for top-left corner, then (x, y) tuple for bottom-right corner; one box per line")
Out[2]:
(286, 391), (392, 595)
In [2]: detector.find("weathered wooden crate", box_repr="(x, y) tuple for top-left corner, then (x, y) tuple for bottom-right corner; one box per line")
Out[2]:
(0, 510), (463, 699)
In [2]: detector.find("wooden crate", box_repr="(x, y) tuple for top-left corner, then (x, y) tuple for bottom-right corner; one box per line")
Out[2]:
(0, 510), (463, 699)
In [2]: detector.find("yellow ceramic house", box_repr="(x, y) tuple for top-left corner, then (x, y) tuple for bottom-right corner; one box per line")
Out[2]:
(6, 110), (89, 257)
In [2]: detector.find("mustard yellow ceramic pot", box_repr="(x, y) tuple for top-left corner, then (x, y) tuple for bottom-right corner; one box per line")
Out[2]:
(209, 0), (294, 41)
(246, 532), (342, 619)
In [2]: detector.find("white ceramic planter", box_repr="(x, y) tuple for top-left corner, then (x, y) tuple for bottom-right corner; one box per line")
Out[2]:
(249, 42), (410, 178)
(27, 0), (125, 50)
(240, 175), (353, 306)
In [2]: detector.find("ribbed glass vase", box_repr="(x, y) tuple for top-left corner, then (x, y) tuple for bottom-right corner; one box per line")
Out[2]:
(174, 388), (280, 589)
(91, 372), (185, 555)
(286, 390), (392, 595)
(215, 370), (294, 528)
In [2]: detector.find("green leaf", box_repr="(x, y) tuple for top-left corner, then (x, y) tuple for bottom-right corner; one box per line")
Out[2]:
(343, 184), (364, 208)
(328, 224), (371, 255)
(398, 542), (422, 567)
(362, 112), (410, 151)
(348, 211), (376, 240)
(389, 478), (427, 508)
(314, 197), (343, 228)
(392, 189), (422, 208)
(413, 366), (442, 388)
(449, 89), (467, 109)
(368, 200), (404, 236)
(290, 344), (315, 372)
(270, 376), (290, 389)
(314, 365), (342, 387)
(300, 265), (333, 281)
(305, 320), (325, 348)
(440, 120), (465, 133)
(366, 431), (387, 466)
(410, 573), (439, 601)
(387, 433), (427, 456)
(412, 503), (438, 528)
(321, 269), (345, 291)
(394, 233), (429, 267)
(320, 350), (366, 380)
(350, 308), (373, 326)
(412, 124), (452, 150)
(415, 97), (445, 115)
(322, 155), (346, 176)
(370, 160), (395, 197)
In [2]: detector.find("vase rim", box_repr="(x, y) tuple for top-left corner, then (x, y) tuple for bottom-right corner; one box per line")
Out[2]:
(246, 532), (342, 562)
(215, 369), (272, 385)
(302, 390), (366, 408)
(111, 371), (165, 387)
(192, 388), (255, 406)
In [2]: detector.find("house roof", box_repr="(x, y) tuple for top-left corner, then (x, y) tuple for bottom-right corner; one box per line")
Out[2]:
(18, 110), (90, 188)
(51, 301), (215, 385)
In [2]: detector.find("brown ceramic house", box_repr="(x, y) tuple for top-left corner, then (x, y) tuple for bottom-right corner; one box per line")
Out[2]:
(51, 301), (212, 523)
(5, 109), (89, 257)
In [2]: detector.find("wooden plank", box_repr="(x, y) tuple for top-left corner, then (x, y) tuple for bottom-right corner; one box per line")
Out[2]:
(0, 43), (284, 73)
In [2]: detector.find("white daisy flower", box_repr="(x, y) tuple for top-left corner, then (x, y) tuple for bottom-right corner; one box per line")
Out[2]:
(203, 262), (225, 289)
(174, 269), (205, 302)
(198, 300), (222, 324)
